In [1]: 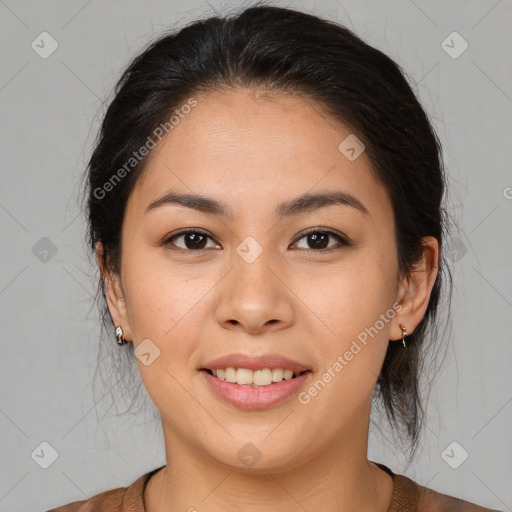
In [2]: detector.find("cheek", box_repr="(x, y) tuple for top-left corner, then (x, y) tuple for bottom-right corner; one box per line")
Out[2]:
(120, 252), (215, 375)
(121, 266), (205, 405)
(294, 253), (396, 392)
(120, 242), (203, 335)
(296, 255), (396, 337)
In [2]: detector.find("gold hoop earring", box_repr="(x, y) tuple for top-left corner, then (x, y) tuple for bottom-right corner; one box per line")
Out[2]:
(115, 325), (128, 346)
(399, 323), (408, 348)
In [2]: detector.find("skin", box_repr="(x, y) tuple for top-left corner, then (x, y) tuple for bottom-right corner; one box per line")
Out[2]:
(97, 87), (439, 511)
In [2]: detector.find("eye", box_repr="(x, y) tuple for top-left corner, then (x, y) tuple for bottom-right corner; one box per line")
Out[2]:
(163, 228), (350, 252)
(292, 228), (350, 251)
(163, 229), (221, 251)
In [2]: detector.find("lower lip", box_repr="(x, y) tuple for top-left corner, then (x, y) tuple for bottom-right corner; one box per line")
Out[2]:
(201, 370), (312, 410)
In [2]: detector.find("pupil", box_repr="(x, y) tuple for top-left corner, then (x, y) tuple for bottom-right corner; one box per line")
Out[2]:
(185, 233), (206, 249)
(309, 232), (328, 249)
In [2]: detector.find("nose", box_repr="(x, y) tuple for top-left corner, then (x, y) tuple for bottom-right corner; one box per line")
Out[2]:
(215, 250), (295, 334)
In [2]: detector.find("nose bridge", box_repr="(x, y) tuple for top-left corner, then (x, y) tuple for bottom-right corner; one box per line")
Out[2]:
(234, 246), (274, 296)
(231, 239), (279, 308)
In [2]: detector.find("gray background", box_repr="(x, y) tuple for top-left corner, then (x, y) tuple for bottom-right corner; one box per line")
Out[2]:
(1, 0), (511, 510)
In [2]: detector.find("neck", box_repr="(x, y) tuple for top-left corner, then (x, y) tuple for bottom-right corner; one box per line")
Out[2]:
(144, 401), (393, 512)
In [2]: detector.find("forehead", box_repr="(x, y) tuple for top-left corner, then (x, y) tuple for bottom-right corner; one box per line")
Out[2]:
(128, 88), (393, 224)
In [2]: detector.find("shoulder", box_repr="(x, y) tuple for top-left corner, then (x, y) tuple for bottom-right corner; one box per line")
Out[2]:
(392, 471), (503, 512)
(45, 487), (126, 512)
(45, 470), (152, 512)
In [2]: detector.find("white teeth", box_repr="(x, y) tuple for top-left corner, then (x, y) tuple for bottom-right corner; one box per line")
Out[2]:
(224, 367), (237, 383)
(272, 368), (283, 382)
(209, 367), (302, 386)
(236, 368), (253, 385)
(283, 369), (294, 380)
(253, 368), (272, 386)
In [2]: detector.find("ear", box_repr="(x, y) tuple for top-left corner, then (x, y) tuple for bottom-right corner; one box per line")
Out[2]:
(390, 236), (439, 340)
(95, 242), (132, 342)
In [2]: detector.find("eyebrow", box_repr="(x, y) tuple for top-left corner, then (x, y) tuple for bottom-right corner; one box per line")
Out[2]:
(145, 190), (369, 218)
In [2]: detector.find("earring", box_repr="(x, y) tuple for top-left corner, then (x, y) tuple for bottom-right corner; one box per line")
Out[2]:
(399, 323), (408, 348)
(115, 325), (128, 346)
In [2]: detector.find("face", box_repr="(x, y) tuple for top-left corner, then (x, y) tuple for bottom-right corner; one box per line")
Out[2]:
(101, 87), (436, 472)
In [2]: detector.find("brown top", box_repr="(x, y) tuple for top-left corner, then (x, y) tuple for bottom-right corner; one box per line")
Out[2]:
(46, 462), (502, 512)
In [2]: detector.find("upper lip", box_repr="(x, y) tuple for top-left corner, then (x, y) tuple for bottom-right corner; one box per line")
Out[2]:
(201, 353), (312, 373)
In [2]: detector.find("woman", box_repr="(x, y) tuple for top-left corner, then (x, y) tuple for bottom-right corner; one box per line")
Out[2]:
(48, 4), (501, 511)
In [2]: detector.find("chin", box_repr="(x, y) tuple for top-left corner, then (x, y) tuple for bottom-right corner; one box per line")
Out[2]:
(206, 439), (312, 474)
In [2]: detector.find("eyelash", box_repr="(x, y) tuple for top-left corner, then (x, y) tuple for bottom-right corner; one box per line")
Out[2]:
(162, 227), (350, 253)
